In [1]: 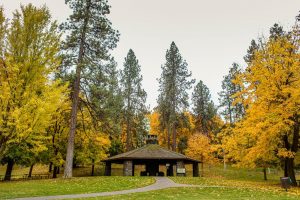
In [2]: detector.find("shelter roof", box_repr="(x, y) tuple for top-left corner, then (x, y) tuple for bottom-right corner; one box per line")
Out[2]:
(103, 144), (201, 163)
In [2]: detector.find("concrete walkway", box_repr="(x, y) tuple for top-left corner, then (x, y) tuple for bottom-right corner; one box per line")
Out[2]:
(14, 177), (221, 200)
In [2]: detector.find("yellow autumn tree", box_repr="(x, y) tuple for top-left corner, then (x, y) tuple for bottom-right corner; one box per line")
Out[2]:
(186, 133), (217, 176)
(148, 111), (161, 135)
(0, 4), (68, 180)
(46, 97), (71, 178)
(224, 26), (300, 185)
(148, 111), (167, 146)
(148, 111), (196, 152)
(75, 103), (111, 176)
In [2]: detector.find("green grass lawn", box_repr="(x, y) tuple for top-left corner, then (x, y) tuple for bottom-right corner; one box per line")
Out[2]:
(77, 187), (300, 200)
(0, 164), (300, 199)
(74, 165), (300, 200)
(171, 165), (300, 196)
(0, 176), (155, 199)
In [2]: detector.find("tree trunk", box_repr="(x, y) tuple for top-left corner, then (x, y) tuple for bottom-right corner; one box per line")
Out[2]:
(263, 168), (267, 181)
(228, 100), (233, 125)
(57, 167), (60, 174)
(126, 115), (132, 151)
(49, 162), (53, 172)
(172, 122), (176, 151)
(28, 164), (34, 178)
(285, 158), (297, 186)
(223, 153), (227, 170)
(91, 159), (95, 176)
(167, 124), (171, 150)
(64, 1), (91, 179)
(4, 159), (14, 181)
(53, 166), (58, 178)
(64, 65), (81, 178)
(201, 162), (204, 177)
(282, 117), (299, 186)
(284, 158), (288, 177)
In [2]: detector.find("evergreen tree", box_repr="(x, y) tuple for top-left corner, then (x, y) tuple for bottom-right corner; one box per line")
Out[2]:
(83, 58), (123, 139)
(178, 136), (188, 154)
(192, 80), (216, 134)
(61, 0), (119, 178)
(120, 49), (147, 151)
(157, 42), (194, 151)
(218, 63), (244, 124)
(244, 24), (284, 65)
(0, 6), (6, 57)
(244, 39), (259, 64)
(269, 23), (285, 40)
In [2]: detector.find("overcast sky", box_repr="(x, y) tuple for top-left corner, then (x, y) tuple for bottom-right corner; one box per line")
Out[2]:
(2, 0), (300, 109)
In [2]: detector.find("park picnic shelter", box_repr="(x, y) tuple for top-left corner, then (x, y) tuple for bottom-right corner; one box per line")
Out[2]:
(102, 135), (201, 177)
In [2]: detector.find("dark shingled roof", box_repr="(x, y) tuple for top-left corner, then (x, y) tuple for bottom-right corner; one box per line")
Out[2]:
(103, 144), (200, 163)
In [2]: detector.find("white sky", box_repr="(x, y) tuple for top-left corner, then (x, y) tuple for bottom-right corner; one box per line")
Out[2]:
(2, 0), (300, 110)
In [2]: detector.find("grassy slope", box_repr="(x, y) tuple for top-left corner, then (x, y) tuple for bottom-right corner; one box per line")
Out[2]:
(0, 176), (155, 199)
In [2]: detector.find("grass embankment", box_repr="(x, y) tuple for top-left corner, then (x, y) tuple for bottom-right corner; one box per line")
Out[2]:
(0, 176), (155, 199)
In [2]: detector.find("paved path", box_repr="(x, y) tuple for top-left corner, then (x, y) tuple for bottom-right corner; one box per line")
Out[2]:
(14, 177), (221, 200)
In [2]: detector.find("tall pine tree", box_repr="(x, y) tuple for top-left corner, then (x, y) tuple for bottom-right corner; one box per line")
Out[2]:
(244, 39), (259, 64)
(218, 63), (244, 124)
(83, 58), (123, 139)
(192, 80), (216, 134)
(157, 42), (194, 151)
(61, 0), (119, 178)
(120, 49), (147, 151)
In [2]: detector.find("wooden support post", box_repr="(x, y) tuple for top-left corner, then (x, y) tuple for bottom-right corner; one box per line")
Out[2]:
(132, 162), (135, 176)
(193, 162), (199, 177)
(104, 162), (111, 176)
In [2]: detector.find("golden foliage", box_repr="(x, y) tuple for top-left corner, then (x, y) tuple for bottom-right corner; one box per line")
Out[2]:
(223, 29), (300, 168)
(0, 4), (68, 161)
(186, 133), (216, 164)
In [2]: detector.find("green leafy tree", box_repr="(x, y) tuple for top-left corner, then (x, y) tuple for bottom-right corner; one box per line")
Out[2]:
(157, 42), (194, 150)
(61, 0), (119, 178)
(120, 49), (147, 151)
